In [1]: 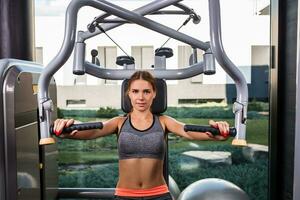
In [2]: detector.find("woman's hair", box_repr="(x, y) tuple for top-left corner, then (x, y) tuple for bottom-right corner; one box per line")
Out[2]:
(127, 71), (156, 94)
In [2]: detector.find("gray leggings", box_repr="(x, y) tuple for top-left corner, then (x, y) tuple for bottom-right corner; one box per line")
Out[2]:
(114, 192), (173, 200)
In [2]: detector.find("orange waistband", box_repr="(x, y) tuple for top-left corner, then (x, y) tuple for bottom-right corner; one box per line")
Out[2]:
(115, 184), (169, 197)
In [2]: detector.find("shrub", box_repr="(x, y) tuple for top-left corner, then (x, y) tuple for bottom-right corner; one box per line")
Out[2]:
(59, 109), (98, 118)
(96, 107), (120, 118)
(57, 107), (64, 118)
(164, 106), (234, 119)
(57, 135), (117, 152)
(164, 104), (267, 119)
(58, 102), (268, 120)
(58, 107), (122, 118)
(247, 101), (269, 112)
(59, 163), (119, 188)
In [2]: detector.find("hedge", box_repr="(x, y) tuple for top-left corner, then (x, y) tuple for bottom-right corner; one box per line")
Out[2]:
(58, 104), (267, 119)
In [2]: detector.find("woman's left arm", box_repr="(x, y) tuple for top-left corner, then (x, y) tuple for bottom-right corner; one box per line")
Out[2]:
(161, 115), (229, 141)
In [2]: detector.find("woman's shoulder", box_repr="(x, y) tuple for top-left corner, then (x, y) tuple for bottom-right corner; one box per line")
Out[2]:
(103, 115), (127, 125)
(112, 115), (128, 135)
(157, 114), (174, 122)
(112, 115), (128, 126)
(157, 114), (172, 126)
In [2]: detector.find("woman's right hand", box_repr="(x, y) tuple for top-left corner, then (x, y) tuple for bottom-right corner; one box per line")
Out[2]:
(53, 118), (78, 137)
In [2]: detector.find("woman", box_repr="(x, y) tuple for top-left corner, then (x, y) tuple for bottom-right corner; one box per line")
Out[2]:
(54, 71), (230, 200)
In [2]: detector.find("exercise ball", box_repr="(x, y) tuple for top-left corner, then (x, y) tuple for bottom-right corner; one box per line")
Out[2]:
(169, 175), (181, 200)
(178, 178), (250, 200)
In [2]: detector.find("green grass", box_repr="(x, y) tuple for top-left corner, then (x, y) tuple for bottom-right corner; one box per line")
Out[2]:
(58, 150), (118, 165)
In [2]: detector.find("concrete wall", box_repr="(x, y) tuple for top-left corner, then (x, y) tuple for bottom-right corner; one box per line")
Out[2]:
(57, 82), (227, 109)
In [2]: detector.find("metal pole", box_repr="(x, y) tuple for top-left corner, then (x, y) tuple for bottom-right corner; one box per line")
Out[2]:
(208, 0), (248, 146)
(293, 1), (300, 199)
(85, 61), (205, 80)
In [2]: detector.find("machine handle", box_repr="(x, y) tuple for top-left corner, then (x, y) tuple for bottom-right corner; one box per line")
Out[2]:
(184, 125), (236, 137)
(50, 122), (103, 135)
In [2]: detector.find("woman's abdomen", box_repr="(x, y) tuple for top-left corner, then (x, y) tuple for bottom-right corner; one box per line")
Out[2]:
(117, 158), (166, 189)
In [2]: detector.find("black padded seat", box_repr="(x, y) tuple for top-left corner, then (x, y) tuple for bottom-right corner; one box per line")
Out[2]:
(121, 79), (167, 114)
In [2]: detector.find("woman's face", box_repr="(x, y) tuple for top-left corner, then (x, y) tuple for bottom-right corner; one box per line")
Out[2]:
(128, 79), (156, 112)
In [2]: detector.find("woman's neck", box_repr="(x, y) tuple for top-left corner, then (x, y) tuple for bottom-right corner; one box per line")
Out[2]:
(130, 110), (153, 120)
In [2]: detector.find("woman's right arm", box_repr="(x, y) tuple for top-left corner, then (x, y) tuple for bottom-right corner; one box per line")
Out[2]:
(53, 117), (121, 140)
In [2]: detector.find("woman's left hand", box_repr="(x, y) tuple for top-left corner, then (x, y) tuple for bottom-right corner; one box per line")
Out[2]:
(208, 120), (230, 140)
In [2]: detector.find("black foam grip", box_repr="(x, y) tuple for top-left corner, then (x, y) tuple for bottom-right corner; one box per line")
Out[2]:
(50, 122), (103, 135)
(184, 125), (236, 137)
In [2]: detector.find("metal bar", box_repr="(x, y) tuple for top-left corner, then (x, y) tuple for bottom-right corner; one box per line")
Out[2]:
(94, 13), (111, 23)
(93, 3), (195, 25)
(80, 0), (183, 40)
(150, 10), (187, 15)
(81, 0), (209, 50)
(293, 1), (300, 199)
(0, 59), (43, 73)
(208, 0), (248, 145)
(85, 61), (205, 80)
(91, 4), (190, 24)
(174, 2), (194, 14)
(58, 188), (115, 199)
(174, 3), (201, 24)
(269, 0), (279, 198)
(97, 11), (188, 24)
(96, 19), (130, 23)
(37, 0), (82, 144)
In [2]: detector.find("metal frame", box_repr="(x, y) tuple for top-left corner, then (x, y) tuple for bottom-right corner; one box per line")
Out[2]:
(269, 0), (278, 199)
(208, 0), (248, 144)
(37, 0), (248, 147)
(85, 61), (205, 80)
(81, 0), (185, 40)
(270, 0), (300, 199)
(58, 188), (115, 199)
(294, 1), (300, 199)
(88, 3), (200, 28)
(36, 1), (248, 197)
(0, 59), (45, 200)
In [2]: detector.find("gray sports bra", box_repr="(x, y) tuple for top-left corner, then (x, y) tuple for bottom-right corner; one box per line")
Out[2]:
(117, 115), (166, 160)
